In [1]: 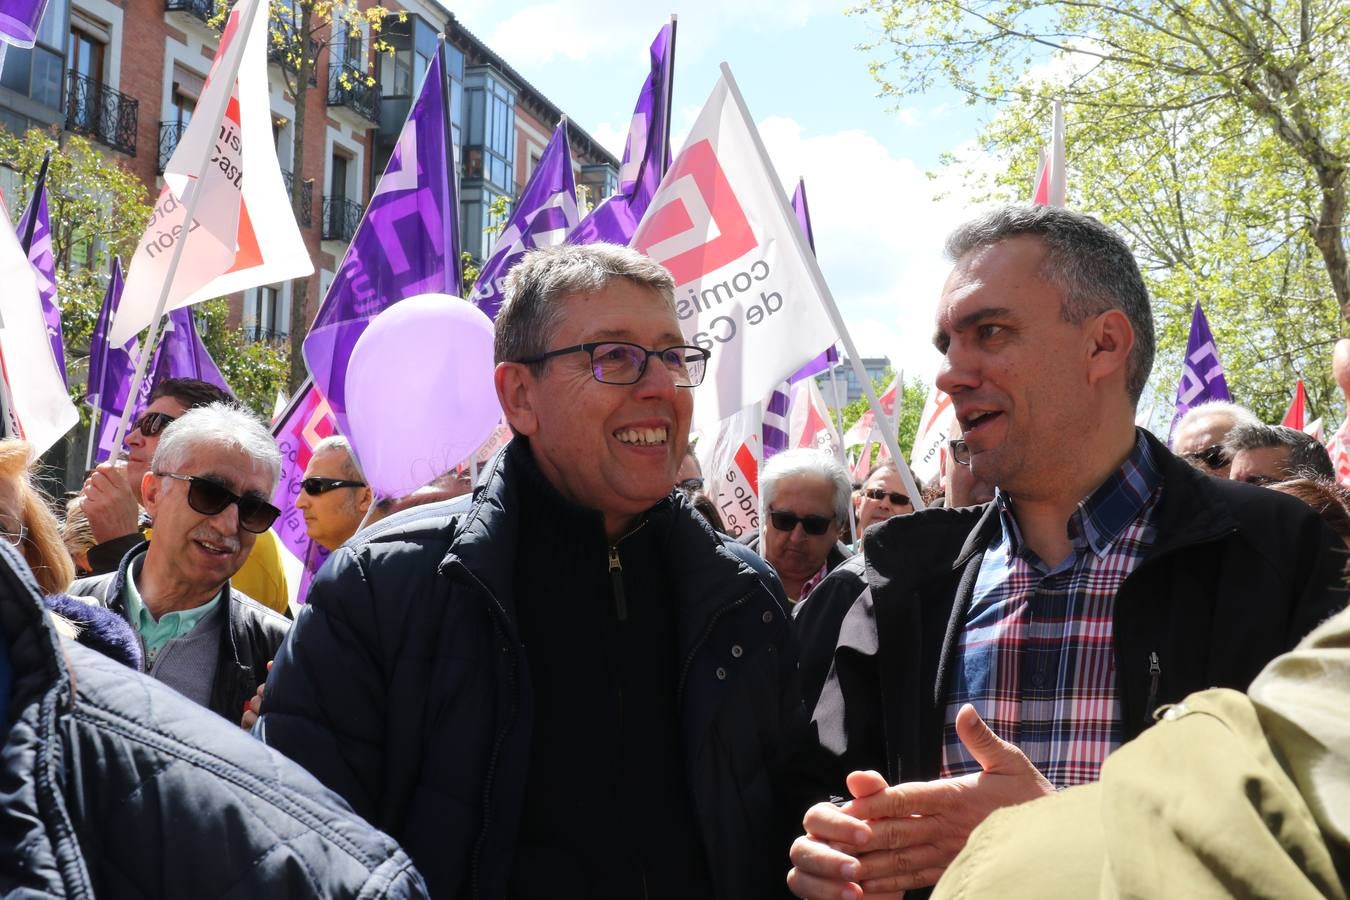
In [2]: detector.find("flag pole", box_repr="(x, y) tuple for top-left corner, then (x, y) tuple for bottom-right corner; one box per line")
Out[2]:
(717, 63), (924, 509)
(109, 0), (264, 454)
(663, 15), (677, 170)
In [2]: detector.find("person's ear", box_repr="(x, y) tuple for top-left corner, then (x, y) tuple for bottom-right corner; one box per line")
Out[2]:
(141, 471), (162, 517)
(1086, 309), (1134, 388)
(356, 485), (372, 515)
(495, 362), (541, 437)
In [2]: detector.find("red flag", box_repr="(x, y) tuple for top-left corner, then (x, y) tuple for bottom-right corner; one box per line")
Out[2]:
(1281, 380), (1307, 430)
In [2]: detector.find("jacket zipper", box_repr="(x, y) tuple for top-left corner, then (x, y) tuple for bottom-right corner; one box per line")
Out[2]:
(609, 546), (627, 621)
(1145, 651), (1161, 722)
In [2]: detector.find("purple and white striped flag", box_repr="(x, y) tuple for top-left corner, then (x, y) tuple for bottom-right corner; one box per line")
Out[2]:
(470, 120), (578, 320)
(87, 258), (139, 462)
(1169, 301), (1230, 443)
(16, 151), (65, 388)
(567, 20), (674, 246)
(303, 42), (461, 437)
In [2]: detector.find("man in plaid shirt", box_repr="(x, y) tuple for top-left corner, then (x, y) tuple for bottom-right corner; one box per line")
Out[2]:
(788, 205), (1348, 900)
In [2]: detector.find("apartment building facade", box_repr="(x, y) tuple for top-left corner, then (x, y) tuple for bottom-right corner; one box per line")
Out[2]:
(0, 0), (620, 345)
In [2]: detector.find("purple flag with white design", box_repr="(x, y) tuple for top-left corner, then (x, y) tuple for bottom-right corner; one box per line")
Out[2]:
(1169, 301), (1231, 443)
(16, 152), (66, 388)
(150, 306), (231, 392)
(87, 259), (145, 462)
(0, 0), (49, 46)
(470, 120), (578, 320)
(303, 44), (461, 436)
(566, 20), (673, 246)
(787, 178), (836, 384)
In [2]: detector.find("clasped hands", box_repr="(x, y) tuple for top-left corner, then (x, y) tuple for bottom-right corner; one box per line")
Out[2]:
(788, 704), (1054, 898)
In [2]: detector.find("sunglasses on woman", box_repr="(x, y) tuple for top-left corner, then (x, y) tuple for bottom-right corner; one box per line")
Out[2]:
(157, 473), (281, 533)
(301, 477), (367, 496)
(768, 509), (835, 536)
(862, 487), (910, 506)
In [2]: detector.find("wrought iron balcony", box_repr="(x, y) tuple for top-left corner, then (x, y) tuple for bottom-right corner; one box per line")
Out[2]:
(281, 169), (313, 227)
(66, 70), (138, 156)
(157, 121), (187, 174)
(321, 195), (363, 242)
(244, 324), (290, 345)
(327, 62), (380, 124)
(164, 0), (215, 25)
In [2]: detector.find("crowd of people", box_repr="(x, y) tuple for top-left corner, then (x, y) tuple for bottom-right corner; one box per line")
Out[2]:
(1, 205), (1346, 898)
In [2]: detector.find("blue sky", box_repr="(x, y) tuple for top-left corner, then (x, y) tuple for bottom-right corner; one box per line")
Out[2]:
(450, 0), (1012, 380)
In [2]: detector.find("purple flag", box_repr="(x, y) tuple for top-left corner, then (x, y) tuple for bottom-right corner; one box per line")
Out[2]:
(762, 381), (791, 459)
(786, 179), (836, 384)
(567, 20), (674, 246)
(269, 379), (336, 603)
(1169, 301), (1231, 443)
(470, 121), (578, 320)
(88, 259), (144, 462)
(150, 306), (231, 391)
(303, 43), (461, 437)
(16, 152), (66, 388)
(0, 0), (50, 45)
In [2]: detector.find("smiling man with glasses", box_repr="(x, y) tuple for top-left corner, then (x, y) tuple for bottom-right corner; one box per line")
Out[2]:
(71, 403), (290, 722)
(260, 242), (822, 899)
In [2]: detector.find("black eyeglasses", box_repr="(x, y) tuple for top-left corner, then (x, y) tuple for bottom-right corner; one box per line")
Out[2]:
(133, 411), (178, 438)
(1181, 444), (1229, 470)
(517, 341), (710, 387)
(862, 487), (910, 507)
(677, 477), (704, 492)
(301, 477), (366, 496)
(768, 509), (835, 536)
(157, 473), (281, 533)
(948, 438), (971, 467)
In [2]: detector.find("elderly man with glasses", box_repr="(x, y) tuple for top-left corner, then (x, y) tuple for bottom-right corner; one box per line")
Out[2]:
(259, 243), (824, 899)
(75, 377), (292, 614)
(71, 403), (290, 723)
(1170, 399), (1260, 479)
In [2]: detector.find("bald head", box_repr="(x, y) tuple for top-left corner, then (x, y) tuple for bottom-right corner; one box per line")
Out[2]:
(1334, 339), (1350, 397)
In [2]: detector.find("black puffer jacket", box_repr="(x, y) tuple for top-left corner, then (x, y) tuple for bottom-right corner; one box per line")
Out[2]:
(70, 541), (289, 721)
(808, 429), (1350, 788)
(259, 439), (825, 899)
(0, 541), (428, 898)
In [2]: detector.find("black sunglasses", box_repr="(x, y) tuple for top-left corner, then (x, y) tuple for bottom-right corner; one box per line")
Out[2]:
(158, 473), (281, 533)
(862, 487), (910, 506)
(133, 411), (178, 438)
(301, 477), (366, 496)
(677, 477), (704, 492)
(1181, 444), (1229, 470)
(768, 509), (835, 536)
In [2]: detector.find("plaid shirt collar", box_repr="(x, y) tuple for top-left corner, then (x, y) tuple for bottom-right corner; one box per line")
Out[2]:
(993, 430), (1163, 566)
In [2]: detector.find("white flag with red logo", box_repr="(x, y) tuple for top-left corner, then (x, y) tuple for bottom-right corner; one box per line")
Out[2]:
(910, 383), (957, 484)
(1031, 100), (1066, 207)
(695, 404), (763, 539)
(109, 0), (311, 346)
(1328, 419), (1350, 487)
(788, 378), (840, 458)
(0, 197), (78, 456)
(632, 66), (837, 432)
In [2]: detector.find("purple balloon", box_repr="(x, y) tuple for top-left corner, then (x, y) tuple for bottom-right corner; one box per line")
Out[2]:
(344, 293), (500, 498)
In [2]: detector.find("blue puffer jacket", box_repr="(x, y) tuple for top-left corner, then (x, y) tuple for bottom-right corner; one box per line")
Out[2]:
(259, 439), (825, 898)
(0, 541), (427, 898)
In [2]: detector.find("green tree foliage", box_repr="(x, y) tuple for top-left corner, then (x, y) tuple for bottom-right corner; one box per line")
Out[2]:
(838, 368), (929, 459)
(855, 0), (1349, 424)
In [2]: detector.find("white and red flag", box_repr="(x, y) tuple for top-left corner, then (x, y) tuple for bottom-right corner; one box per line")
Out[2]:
(0, 195), (78, 456)
(109, 0), (310, 346)
(788, 378), (841, 458)
(695, 404), (764, 539)
(1327, 419), (1350, 486)
(632, 66), (837, 433)
(1031, 99), (1066, 207)
(910, 383), (957, 485)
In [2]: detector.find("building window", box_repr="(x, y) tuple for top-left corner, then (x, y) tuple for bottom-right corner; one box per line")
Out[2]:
(462, 66), (515, 195)
(330, 152), (349, 203)
(245, 285), (288, 341)
(0, 0), (69, 112)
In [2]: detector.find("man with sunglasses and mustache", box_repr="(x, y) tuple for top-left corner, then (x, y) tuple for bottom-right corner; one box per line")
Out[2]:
(296, 435), (373, 551)
(77, 377), (292, 614)
(71, 403), (291, 723)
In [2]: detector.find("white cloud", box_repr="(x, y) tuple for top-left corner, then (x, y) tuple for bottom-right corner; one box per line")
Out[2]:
(754, 116), (1004, 382)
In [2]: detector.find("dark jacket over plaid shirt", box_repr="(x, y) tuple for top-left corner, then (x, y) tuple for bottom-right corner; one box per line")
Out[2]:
(803, 429), (1350, 790)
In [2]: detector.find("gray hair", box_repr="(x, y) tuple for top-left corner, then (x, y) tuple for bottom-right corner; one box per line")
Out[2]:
(494, 242), (677, 369)
(312, 435), (365, 482)
(152, 402), (282, 492)
(1172, 400), (1260, 448)
(759, 448), (853, 526)
(945, 205), (1155, 404)
(1224, 423), (1335, 480)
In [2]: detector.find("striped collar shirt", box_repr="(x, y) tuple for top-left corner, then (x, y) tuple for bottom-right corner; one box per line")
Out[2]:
(941, 430), (1164, 787)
